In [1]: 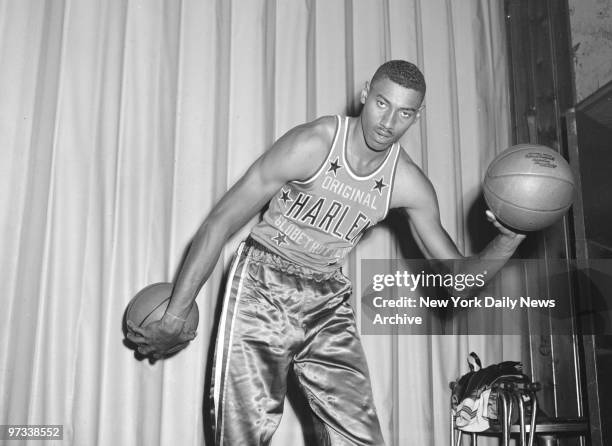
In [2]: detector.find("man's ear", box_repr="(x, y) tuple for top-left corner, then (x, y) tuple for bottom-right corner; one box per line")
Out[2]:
(360, 81), (370, 105)
(414, 104), (425, 122)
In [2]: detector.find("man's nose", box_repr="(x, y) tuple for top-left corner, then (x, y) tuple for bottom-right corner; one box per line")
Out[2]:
(380, 110), (394, 128)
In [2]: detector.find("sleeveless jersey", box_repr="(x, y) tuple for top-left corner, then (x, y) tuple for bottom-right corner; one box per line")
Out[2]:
(250, 115), (401, 272)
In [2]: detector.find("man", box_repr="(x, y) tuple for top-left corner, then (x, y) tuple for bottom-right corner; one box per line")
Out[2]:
(127, 60), (525, 445)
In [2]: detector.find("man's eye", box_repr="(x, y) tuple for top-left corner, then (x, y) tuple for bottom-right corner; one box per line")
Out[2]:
(401, 111), (415, 119)
(377, 100), (386, 108)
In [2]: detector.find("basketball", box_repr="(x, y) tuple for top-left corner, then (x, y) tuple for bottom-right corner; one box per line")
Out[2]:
(125, 282), (199, 354)
(483, 144), (575, 231)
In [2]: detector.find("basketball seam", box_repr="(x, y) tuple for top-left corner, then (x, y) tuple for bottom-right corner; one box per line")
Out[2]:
(485, 172), (575, 186)
(139, 297), (170, 327)
(487, 148), (532, 166)
(483, 183), (572, 212)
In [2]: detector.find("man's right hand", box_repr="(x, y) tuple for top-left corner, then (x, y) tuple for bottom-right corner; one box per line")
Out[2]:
(126, 319), (196, 359)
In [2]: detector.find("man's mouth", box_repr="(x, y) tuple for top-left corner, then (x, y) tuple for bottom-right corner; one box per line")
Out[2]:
(374, 128), (392, 139)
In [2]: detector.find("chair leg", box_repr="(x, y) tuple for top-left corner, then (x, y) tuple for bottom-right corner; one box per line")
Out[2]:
(500, 392), (507, 446)
(455, 430), (463, 446)
(518, 394), (526, 446)
(500, 391), (510, 446)
(528, 393), (538, 446)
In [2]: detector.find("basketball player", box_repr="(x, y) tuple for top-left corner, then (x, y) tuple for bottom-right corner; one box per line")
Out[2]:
(127, 60), (525, 445)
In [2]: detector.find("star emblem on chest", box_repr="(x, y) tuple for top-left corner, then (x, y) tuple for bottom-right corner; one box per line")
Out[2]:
(327, 158), (342, 176)
(372, 177), (387, 195)
(272, 232), (288, 246)
(278, 188), (293, 205)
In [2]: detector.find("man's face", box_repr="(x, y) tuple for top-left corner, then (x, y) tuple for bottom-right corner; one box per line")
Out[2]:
(359, 77), (423, 151)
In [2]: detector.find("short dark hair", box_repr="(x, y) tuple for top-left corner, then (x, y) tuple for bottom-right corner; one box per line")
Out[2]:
(371, 60), (426, 96)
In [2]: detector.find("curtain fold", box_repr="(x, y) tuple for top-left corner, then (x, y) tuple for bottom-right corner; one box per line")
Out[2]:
(0, 1), (513, 444)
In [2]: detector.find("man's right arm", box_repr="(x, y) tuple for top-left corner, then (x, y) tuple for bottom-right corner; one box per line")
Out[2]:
(161, 116), (336, 331)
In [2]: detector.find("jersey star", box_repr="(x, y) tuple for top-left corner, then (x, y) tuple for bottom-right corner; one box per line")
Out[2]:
(372, 177), (387, 195)
(278, 188), (293, 205)
(327, 158), (342, 176)
(272, 232), (288, 246)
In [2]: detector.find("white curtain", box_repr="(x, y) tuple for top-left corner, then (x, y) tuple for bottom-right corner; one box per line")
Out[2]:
(0, 1), (515, 444)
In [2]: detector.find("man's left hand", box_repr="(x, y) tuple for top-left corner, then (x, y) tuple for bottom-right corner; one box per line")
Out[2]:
(486, 210), (526, 250)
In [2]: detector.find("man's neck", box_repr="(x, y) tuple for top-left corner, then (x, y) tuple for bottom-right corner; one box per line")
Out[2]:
(346, 117), (392, 174)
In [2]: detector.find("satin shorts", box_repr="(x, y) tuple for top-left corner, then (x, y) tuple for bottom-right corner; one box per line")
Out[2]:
(210, 238), (384, 445)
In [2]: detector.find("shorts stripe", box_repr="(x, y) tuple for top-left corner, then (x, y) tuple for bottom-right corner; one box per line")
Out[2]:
(212, 242), (249, 445)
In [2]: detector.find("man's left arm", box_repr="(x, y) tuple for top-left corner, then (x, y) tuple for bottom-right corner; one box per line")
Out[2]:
(390, 153), (525, 277)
